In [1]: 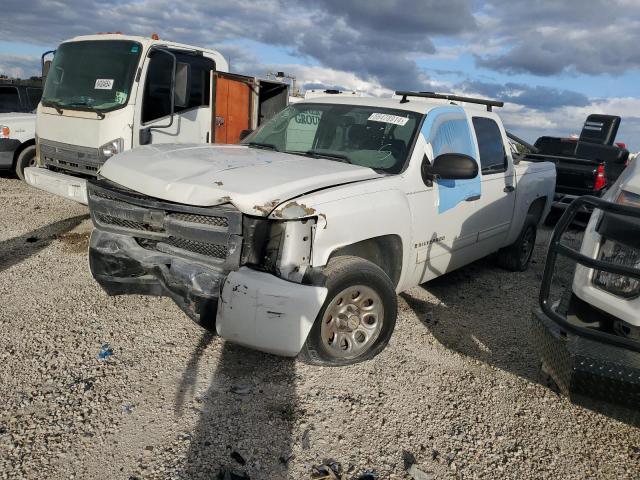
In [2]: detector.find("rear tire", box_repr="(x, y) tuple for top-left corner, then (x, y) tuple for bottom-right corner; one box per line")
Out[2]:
(15, 145), (36, 181)
(497, 215), (537, 272)
(299, 256), (397, 366)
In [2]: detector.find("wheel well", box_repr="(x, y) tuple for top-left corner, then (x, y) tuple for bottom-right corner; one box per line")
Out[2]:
(527, 196), (548, 224)
(12, 139), (36, 167)
(328, 235), (403, 287)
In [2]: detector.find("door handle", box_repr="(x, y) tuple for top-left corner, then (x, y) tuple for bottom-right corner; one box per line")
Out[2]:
(465, 194), (481, 202)
(504, 186), (515, 193)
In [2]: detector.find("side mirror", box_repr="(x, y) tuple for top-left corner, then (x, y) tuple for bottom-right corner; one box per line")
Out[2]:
(422, 153), (478, 186)
(174, 62), (191, 108)
(239, 129), (253, 141)
(139, 128), (152, 145)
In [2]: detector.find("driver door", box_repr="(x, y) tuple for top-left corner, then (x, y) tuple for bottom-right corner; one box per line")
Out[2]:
(133, 51), (215, 147)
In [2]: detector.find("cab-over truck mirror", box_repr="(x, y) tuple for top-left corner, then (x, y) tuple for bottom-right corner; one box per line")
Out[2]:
(421, 153), (478, 186)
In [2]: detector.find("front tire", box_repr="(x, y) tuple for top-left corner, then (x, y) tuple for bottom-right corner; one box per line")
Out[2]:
(15, 145), (36, 181)
(497, 215), (537, 272)
(299, 256), (397, 366)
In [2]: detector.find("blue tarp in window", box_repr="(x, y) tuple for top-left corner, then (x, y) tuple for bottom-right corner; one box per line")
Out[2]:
(422, 107), (480, 214)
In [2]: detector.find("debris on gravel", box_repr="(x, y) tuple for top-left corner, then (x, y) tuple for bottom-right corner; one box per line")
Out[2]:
(1, 176), (639, 479)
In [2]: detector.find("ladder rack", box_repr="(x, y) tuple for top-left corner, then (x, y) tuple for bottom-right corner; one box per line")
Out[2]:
(395, 91), (504, 111)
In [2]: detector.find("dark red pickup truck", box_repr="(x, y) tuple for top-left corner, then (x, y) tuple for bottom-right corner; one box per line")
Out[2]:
(525, 114), (631, 210)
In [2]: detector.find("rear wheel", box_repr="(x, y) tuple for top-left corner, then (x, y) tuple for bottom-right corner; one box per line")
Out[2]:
(497, 215), (537, 272)
(299, 256), (397, 366)
(15, 145), (36, 181)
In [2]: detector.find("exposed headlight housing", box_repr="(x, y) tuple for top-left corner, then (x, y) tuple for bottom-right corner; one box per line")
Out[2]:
(100, 138), (124, 160)
(0, 125), (10, 138)
(617, 189), (640, 208)
(593, 239), (640, 298)
(242, 217), (314, 282)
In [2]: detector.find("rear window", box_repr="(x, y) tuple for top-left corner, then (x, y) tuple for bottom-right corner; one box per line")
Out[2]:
(0, 86), (21, 112)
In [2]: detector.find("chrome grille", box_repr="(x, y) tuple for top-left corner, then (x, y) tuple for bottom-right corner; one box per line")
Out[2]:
(39, 139), (102, 176)
(167, 212), (229, 228)
(137, 237), (228, 259)
(95, 213), (158, 232)
(88, 181), (242, 269)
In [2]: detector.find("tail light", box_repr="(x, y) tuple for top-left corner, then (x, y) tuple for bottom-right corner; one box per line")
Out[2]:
(594, 164), (606, 191)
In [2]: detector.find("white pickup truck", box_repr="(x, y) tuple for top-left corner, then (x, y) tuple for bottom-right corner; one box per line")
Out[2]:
(0, 83), (42, 179)
(533, 154), (640, 418)
(87, 92), (556, 365)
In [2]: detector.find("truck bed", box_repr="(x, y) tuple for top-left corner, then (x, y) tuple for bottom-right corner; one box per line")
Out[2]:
(525, 153), (601, 196)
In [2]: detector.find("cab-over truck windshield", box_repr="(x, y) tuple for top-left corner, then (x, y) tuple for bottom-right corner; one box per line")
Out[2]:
(42, 40), (142, 113)
(242, 103), (422, 174)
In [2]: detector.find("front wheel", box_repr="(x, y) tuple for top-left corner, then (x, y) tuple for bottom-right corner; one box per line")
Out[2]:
(15, 145), (36, 181)
(299, 256), (397, 366)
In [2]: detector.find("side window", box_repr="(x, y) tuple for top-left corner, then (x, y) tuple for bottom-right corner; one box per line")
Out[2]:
(0, 86), (21, 112)
(142, 52), (214, 124)
(142, 52), (173, 123)
(26, 88), (43, 110)
(472, 117), (506, 174)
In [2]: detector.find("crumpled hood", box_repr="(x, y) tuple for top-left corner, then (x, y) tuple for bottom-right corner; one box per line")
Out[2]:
(99, 144), (383, 216)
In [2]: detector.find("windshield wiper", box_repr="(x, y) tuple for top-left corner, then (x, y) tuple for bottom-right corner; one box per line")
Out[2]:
(67, 101), (105, 119)
(246, 141), (279, 151)
(43, 100), (64, 114)
(304, 149), (352, 164)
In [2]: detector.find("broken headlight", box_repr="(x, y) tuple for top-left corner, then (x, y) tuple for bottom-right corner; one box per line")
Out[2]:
(593, 239), (640, 299)
(241, 217), (314, 282)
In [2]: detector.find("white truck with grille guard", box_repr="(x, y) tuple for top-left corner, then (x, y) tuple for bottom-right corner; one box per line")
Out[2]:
(88, 92), (556, 365)
(533, 156), (640, 420)
(25, 33), (288, 204)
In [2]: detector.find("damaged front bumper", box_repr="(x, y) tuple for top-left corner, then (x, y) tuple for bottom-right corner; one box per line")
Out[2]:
(89, 232), (328, 357)
(90, 229), (223, 318)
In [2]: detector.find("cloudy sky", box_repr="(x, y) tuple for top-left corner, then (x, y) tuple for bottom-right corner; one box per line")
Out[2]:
(1, 0), (639, 149)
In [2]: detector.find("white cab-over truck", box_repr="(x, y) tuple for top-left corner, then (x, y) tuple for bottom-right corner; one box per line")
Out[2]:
(25, 34), (288, 204)
(87, 91), (556, 365)
(533, 153), (640, 419)
(0, 83), (42, 179)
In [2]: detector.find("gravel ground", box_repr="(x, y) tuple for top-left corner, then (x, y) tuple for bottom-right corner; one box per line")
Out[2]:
(0, 175), (638, 479)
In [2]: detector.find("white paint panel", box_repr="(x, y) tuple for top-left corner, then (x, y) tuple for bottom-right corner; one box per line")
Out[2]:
(216, 267), (328, 356)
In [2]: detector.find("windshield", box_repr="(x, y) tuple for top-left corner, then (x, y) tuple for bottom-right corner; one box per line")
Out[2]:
(42, 40), (142, 113)
(241, 103), (422, 173)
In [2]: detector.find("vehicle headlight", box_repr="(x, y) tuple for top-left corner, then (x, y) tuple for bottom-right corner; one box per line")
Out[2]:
(0, 125), (10, 138)
(593, 239), (640, 298)
(100, 138), (124, 159)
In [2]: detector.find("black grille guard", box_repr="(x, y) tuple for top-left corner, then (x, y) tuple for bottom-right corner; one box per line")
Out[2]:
(540, 195), (640, 353)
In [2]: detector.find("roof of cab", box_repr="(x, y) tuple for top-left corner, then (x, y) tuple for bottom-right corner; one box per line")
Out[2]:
(298, 94), (497, 116)
(63, 34), (220, 54)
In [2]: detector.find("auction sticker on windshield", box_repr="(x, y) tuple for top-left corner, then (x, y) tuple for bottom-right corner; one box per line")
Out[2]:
(368, 113), (409, 126)
(94, 79), (114, 90)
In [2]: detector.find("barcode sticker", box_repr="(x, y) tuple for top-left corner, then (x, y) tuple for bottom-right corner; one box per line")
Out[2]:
(94, 79), (114, 90)
(368, 113), (409, 126)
